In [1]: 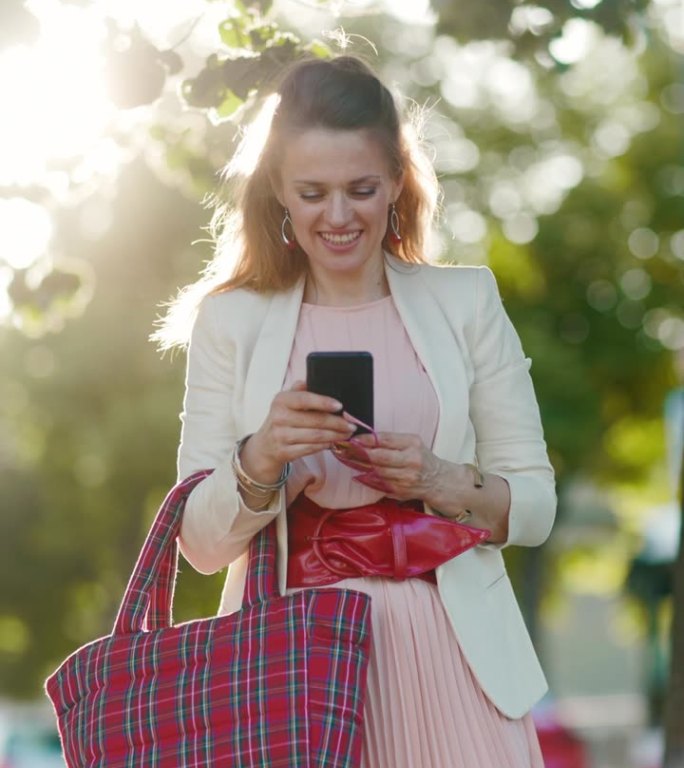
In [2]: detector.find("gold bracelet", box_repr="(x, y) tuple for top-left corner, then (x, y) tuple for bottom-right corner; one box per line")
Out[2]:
(463, 463), (485, 488)
(460, 463), (484, 520)
(231, 435), (292, 496)
(441, 463), (484, 523)
(236, 481), (275, 500)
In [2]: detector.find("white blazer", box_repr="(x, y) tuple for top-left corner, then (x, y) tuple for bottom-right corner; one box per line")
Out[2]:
(177, 256), (557, 719)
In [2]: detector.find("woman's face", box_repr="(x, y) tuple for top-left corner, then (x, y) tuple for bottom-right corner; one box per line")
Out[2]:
(277, 127), (402, 287)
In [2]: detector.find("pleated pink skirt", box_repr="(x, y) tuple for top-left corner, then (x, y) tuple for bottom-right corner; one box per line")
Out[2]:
(330, 576), (544, 768)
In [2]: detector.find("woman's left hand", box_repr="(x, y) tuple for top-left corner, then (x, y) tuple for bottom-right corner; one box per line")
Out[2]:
(348, 430), (510, 542)
(348, 431), (444, 502)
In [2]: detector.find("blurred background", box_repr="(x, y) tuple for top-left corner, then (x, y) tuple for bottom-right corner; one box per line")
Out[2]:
(0, 0), (683, 766)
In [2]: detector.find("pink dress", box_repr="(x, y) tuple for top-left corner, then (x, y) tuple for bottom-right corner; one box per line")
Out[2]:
(283, 297), (544, 768)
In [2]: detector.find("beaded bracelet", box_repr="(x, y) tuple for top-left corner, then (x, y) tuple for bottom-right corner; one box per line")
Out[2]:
(231, 435), (292, 498)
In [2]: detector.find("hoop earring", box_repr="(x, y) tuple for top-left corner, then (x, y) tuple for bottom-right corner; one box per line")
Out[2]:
(389, 203), (402, 245)
(281, 209), (296, 251)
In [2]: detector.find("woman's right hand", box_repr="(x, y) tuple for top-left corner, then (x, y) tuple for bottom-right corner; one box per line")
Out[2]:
(238, 380), (355, 484)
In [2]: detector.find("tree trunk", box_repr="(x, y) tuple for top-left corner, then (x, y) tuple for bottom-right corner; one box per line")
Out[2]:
(663, 436), (684, 767)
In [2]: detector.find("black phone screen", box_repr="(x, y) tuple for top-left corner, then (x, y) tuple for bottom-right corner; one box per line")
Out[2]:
(306, 351), (374, 433)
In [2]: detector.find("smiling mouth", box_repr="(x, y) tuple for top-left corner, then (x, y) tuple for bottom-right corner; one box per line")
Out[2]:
(320, 231), (362, 246)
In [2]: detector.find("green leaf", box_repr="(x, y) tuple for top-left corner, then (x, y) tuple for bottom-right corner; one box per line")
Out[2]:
(264, 31), (300, 50)
(158, 49), (184, 76)
(105, 30), (167, 108)
(304, 39), (333, 59)
(148, 124), (167, 141)
(219, 19), (252, 50)
(182, 52), (236, 108)
(242, 0), (273, 14)
(248, 22), (279, 51)
(211, 90), (245, 123)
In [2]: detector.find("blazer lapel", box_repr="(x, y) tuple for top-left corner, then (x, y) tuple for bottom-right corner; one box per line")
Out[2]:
(385, 257), (469, 460)
(243, 278), (305, 435)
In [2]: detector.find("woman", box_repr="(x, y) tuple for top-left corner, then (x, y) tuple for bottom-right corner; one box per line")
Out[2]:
(162, 55), (556, 767)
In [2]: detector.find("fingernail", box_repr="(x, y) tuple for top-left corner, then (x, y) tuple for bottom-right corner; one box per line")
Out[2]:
(332, 400), (343, 411)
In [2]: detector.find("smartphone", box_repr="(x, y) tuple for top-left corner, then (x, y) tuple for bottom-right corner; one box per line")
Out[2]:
(306, 351), (374, 434)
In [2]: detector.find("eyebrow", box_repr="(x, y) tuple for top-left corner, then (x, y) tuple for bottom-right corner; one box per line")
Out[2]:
(292, 175), (383, 185)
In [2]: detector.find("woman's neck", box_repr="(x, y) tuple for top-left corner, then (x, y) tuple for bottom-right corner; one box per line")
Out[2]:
(303, 262), (390, 307)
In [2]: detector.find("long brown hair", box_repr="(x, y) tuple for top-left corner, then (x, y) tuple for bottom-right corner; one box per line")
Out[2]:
(155, 55), (439, 348)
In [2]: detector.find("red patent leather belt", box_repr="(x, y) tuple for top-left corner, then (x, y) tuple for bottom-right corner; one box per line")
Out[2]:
(286, 495), (490, 589)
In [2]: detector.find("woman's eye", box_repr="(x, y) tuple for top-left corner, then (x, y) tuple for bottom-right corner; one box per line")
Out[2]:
(299, 191), (324, 201)
(297, 187), (377, 201)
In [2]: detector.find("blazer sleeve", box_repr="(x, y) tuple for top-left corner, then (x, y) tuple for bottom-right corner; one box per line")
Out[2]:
(176, 295), (283, 574)
(468, 267), (556, 548)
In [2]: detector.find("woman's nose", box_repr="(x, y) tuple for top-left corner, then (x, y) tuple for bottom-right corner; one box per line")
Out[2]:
(325, 192), (351, 227)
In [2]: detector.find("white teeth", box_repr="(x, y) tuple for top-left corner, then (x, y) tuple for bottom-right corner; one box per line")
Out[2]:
(321, 231), (360, 245)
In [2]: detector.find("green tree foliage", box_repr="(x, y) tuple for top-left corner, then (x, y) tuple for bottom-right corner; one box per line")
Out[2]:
(0, 163), (225, 695)
(432, 0), (650, 56)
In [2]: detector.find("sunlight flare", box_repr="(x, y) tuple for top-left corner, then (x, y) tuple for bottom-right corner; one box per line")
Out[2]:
(0, 4), (114, 186)
(0, 199), (53, 270)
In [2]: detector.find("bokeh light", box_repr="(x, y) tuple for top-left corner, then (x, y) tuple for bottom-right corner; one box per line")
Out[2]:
(0, 199), (52, 270)
(0, 1), (113, 186)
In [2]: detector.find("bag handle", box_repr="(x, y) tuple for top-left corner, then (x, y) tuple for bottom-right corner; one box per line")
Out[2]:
(114, 469), (279, 635)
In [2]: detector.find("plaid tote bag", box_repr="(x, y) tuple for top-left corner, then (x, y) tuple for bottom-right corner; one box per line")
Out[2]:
(45, 470), (371, 767)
